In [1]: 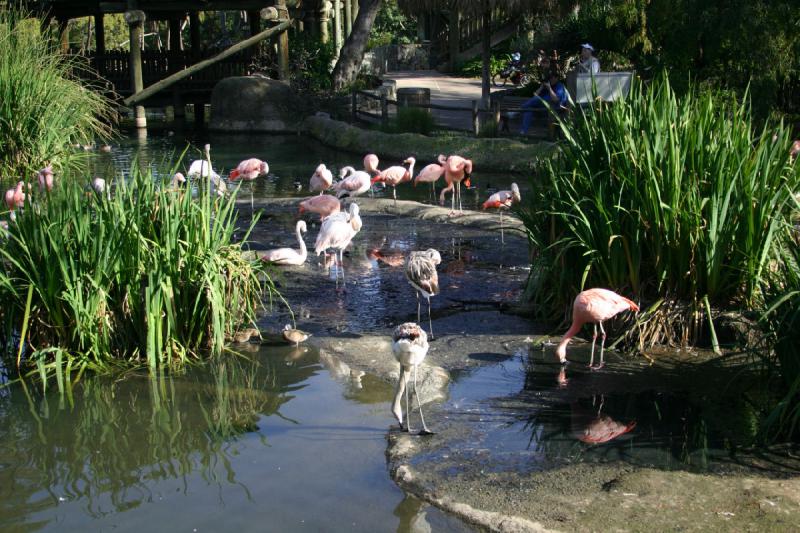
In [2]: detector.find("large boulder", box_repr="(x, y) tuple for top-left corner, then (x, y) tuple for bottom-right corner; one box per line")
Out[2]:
(209, 76), (298, 133)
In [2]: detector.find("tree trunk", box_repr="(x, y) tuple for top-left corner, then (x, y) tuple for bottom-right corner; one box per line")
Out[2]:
(331, 0), (382, 91)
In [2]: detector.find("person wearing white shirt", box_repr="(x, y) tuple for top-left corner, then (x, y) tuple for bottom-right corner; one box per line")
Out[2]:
(578, 43), (600, 74)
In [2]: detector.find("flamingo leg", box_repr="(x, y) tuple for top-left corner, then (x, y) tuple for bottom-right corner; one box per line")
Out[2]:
(414, 364), (434, 435)
(500, 208), (505, 244)
(404, 365), (413, 433)
(589, 324), (598, 368)
(416, 291), (421, 324)
(597, 321), (607, 369)
(393, 186), (397, 207)
(457, 181), (462, 212)
(340, 249), (346, 286)
(427, 296), (434, 340)
(392, 367), (409, 430)
(430, 182), (435, 203)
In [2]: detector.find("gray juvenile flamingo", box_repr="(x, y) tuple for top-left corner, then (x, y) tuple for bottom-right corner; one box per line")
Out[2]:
(405, 248), (441, 339)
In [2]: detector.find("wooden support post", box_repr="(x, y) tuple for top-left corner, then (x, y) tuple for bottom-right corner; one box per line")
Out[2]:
(481, 6), (491, 103)
(351, 91), (357, 123)
(126, 10), (147, 129)
(57, 18), (69, 54)
(448, 8), (460, 72)
(94, 13), (105, 74)
(168, 18), (182, 51)
(472, 99), (480, 136)
(344, 0), (352, 37)
(333, 0), (343, 54)
(189, 12), (200, 62)
(319, 3), (330, 44)
(305, 8), (317, 37)
(351, 0), (359, 21)
(275, 0), (290, 81)
(381, 95), (388, 128)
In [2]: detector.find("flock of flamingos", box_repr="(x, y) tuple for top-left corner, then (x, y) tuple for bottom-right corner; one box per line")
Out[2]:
(2, 147), (639, 437)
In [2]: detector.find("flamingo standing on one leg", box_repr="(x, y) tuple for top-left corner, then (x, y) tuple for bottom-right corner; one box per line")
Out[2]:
(363, 153), (380, 176)
(309, 163), (333, 194)
(555, 288), (640, 369)
(333, 166), (372, 199)
(37, 166), (55, 192)
(482, 182), (521, 243)
(229, 158), (268, 181)
(260, 220), (308, 266)
(372, 157), (415, 206)
(391, 322), (434, 435)
(438, 155), (473, 214)
(299, 194), (341, 221)
(414, 155), (445, 203)
(405, 248), (441, 339)
(314, 202), (362, 285)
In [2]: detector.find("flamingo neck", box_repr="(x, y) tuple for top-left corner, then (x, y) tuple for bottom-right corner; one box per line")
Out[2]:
(406, 160), (415, 181)
(296, 226), (307, 260)
(555, 321), (583, 361)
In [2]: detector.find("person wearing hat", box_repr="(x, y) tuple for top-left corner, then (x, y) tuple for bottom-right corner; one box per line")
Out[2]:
(578, 43), (600, 74)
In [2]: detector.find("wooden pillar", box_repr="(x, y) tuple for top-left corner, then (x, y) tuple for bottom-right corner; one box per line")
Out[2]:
(168, 18), (183, 51)
(56, 18), (69, 54)
(94, 13), (105, 75)
(319, 2), (330, 44)
(305, 8), (317, 37)
(275, 0), (290, 80)
(333, 0), (343, 53)
(126, 10), (147, 129)
(481, 6), (491, 103)
(448, 8), (460, 72)
(189, 12), (201, 62)
(344, 0), (352, 37)
(351, 0), (359, 21)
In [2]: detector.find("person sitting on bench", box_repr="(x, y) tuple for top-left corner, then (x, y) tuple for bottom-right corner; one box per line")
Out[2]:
(519, 69), (568, 135)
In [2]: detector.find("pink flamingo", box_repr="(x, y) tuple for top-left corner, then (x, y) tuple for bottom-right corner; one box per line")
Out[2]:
(363, 153), (380, 176)
(791, 140), (800, 161)
(571, 397), (636, 444)
(556, 288), (639, 369)
(333, 166), (372, 198)
(5, 181), (26, 221)
(229, 158), (268, 181)
(299, 194), (340, 221)
(413, 155), (446, 202)
(260, 220), (307, 266)
(482, 182), (521, 243)
(37, 166), (55, 192)
(314, 203), (362, 285)
(438, 155), (473, 213)
(309, 163), (333, 194)
(371, 157), (416, 206)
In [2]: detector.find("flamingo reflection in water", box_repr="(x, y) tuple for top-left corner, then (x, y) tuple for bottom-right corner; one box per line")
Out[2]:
(571, 394), (636, 445)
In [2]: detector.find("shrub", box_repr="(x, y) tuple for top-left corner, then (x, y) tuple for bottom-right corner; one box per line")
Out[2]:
(0, 163), (275, 389)
(383, 107), (436, 135)
(518, 74), (800, 348)
(0, 8), (113, 184)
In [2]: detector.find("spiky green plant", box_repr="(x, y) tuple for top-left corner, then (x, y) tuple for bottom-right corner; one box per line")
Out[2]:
(0, 165), (276, 389)
(518, 74), (800, 348)
(0, 7), (113, 183)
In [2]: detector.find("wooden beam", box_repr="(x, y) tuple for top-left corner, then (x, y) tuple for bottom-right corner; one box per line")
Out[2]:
(123, 19), (293, 106)
(126, 9), (147, 128)
(275, 1), (290, 80)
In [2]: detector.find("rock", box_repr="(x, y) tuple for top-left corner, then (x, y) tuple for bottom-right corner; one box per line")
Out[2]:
(210, 76), (299, 133)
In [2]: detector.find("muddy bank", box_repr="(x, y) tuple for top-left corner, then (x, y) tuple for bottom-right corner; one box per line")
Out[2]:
(302, 115), (552, 173)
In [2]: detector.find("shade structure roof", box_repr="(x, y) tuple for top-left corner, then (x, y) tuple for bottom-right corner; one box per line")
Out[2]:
(22, 1), (301, 19)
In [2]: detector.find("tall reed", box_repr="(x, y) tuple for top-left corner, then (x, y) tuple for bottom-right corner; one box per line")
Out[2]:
(519, 74), (800, 347)
(0, 166), (275, 388)
(0, 7), (113, 183)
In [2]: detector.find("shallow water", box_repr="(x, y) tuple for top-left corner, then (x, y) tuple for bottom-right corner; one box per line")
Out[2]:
(0, 346), (471, 532)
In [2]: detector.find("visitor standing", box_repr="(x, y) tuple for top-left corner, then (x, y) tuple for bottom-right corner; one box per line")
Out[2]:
(578, 43), (600, 74)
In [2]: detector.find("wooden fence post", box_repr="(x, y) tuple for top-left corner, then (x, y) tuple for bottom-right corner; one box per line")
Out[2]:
(472, 99), (479, 136)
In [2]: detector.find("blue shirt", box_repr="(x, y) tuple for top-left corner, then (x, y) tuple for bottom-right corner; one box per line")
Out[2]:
(541, 82), (568, 107)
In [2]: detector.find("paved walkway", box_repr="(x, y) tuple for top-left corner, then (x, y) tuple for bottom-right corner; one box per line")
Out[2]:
(385, 70), (486, 131)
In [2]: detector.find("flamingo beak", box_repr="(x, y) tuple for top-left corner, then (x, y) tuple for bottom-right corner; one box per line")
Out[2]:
(464, 178), (471, 187)
(371, 176), (381, 185)
(298, 206), (305, 214)
(229, 170), (240, 180)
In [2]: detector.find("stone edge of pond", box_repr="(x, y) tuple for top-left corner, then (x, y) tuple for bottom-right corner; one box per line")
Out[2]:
(238, 197), (528, 239)
(301, 115), (555, 173)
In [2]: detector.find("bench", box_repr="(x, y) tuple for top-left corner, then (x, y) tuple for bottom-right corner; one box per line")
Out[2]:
(491, 92), (570, 137)
(567, 71), (634, 105)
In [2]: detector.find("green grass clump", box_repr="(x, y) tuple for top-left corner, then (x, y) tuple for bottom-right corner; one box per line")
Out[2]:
(519, 74), (800, 348)
(383, 107), (436, 135)
(0, 166), (274, 388)
(0, 7), (113, 183)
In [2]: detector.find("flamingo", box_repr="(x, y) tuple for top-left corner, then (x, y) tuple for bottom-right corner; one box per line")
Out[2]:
(229, 158), (268, 181)
(791, 140), (800, 161)
(309, 163), (333, 194)
(405, 248), (441, 339)
(556, 288), (640, 369)
(372, 157), (416, 206)
(170, 172), (187, 189)
(391, 322), (434, 435)
(333, 166), (372, 199)
(363, 153), (380, 176)
(367, 247), (406, 267)
(299, 194), (341, 221)
(37, 166), (55, 192)
(188, 144), (226, 196)
(413, 155), (445, 202)
(314, 202), (362, 285)
(260, 220), (308, 266)
(482, 182), (521, 243)
(438, 155), (473, 214)
(5, 181), (25, 221)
